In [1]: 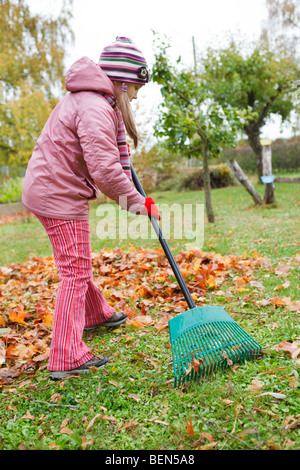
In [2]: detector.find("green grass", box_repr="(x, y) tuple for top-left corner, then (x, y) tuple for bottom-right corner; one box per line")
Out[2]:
(0, 181), (299, 450)
(1, 182), (299, 265)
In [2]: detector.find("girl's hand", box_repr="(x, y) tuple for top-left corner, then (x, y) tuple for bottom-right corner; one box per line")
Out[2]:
(145, 197), (161, 220)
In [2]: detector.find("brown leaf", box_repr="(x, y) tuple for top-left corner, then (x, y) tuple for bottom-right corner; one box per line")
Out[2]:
(254, 407), (280, 419)
(50, 393), (62, 402)
(247, 379), (264, 391)
(275, 341), (300, 359)
(102, 415), (118, 425)
(108, 380), (119, 387)
(81, 436), (95, 449)
(117, 420), (139, 432)
(196, 442), (218, 450)
(187, 417), (195, 436)
(275, 264), (291, 277)
(191, 355), (201, 374)
(153, 420), (170, 426)
(128, 393), (141, 402)
(220, 398), (234, 406)
(86, 413), (102, 432)
(222, 351), (233, 366)
(21, 410), (35, 420)
(60, 427), (73, 435)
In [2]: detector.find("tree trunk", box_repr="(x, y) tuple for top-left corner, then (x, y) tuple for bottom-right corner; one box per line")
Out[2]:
(202, 143), (215, 223)
(228, 159), (263, 205)
(262, 144), (275, 204)
(244, 124), (263, 181)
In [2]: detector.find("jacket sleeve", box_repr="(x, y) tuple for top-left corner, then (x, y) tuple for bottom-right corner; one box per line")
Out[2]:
(75, 92), (147, 215)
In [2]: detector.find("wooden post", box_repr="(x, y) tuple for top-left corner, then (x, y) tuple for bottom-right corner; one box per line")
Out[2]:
(261, 139), (275, 204)
(227, 159), (263, 205)
(192, 36), (197, 75)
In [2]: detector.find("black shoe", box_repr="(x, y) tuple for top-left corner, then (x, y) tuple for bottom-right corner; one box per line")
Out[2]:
(49, 355), (109, 380)
(84, 311), (127, 330)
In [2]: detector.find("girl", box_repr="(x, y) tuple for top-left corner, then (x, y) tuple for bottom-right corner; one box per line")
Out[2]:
(22, 37), (160, 380)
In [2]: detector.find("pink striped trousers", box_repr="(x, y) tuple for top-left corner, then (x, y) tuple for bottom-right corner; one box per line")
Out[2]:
(37, 216), (114, 371)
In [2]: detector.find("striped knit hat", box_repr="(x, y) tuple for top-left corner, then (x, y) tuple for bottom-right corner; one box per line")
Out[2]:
(99, 36), (150, 85)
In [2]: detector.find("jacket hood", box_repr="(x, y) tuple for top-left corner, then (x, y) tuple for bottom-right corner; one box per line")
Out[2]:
(65, 56), (115, 95)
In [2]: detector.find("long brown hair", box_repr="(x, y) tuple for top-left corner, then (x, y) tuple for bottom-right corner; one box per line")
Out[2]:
(114, 83), (140, 148)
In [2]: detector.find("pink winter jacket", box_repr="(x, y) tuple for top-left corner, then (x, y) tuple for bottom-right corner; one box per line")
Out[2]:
(22, 56), (147, 220)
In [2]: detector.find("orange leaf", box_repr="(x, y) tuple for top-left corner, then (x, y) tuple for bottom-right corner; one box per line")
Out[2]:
(42, 313), (53, 326)
(8, 310), (27, 325)
(187, 417), (195, 437)
(191, 355), (201, 374)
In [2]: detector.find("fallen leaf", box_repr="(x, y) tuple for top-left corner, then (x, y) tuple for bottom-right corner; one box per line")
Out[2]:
(271, 297), (287, 307)
(220, 398), (234, 406)
(275, 341), (300, 359)
(222, 351), (233, 366)
(86, 413), (102, 432)
(247, 379), (264, 391)
(117, 420), (139, 432)
(191, 355), (202, 374)
(153, 420), (170, 426)
(60, 426), (73, 435)
(283, 415), (300, 429)
(102, 415), (118, 425)
(8, 310), (27, 325)
(21, 410), (35, 420)
(60, 418), (73, 435)
(128, 393), (141, 402)
(275, 264), (291, 277)
(81, 436), (95, 449)
(50, 393), (62, 402)
(254, 407), (280, 419)
(108, 380), (119, 387)
(187, 417), (195, 437)
(274, 280), (290, 291)
(250, 280), (265, 290)
(195, 442), (218, 450)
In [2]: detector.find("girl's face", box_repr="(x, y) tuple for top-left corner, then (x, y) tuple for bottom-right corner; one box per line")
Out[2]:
(114, 82), (142, 102)
(126, 83), (142, 101)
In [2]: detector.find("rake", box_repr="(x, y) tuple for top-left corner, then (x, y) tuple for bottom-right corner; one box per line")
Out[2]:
(131, 165), (262, 387)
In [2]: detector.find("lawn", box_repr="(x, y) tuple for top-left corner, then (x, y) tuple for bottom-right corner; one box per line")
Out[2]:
(0, 181), (299, 451)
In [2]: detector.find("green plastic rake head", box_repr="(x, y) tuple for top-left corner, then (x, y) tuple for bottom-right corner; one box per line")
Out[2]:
(131, 165), (262, 388)
(169, 306), (262, 387)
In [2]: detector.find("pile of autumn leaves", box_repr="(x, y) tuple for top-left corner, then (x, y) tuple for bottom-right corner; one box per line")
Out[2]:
(0, 246), (299, 383)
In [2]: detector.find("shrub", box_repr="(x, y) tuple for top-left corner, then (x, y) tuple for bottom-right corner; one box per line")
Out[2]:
(0, 177), (24, 203)
(156, 163), (236, 191)
(223, 137), (300, 174)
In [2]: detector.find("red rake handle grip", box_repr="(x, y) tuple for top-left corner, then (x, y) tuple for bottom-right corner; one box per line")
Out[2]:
(130, 164), (196, 310)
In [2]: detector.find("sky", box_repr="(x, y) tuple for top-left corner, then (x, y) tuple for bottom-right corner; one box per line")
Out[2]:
(28, 0), (297, 141)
